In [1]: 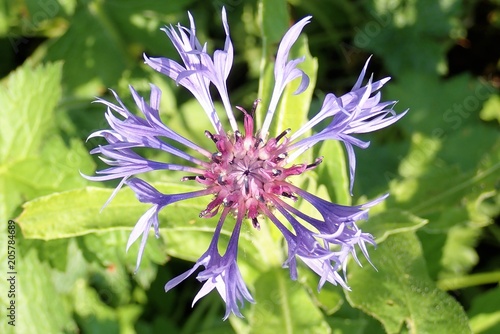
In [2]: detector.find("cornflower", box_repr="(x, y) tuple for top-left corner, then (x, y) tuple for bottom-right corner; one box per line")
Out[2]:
(86, 8), (407, 319)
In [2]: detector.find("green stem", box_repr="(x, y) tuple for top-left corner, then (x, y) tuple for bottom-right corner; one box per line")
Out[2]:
(437, 271), (500, 291)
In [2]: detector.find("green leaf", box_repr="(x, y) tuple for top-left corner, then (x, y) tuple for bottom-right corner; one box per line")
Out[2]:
(178, 99), (222, 147)
(480, 94), (500, 124)
(363, 209), (428, 243)
(43, 3), (128, 95)
(325, 316), (381, 334)
(72, 279), (121, 332)
(440, 225), (480, 277)
(384, 128), (500, 226)
(325, 302), (387, 334)
(17, 183), (204, 239)
(16, 244), (77, 333)
(397, 133), (441, 179)
(468, 286), (500, 334)
(0, 135), (93, 224)
(81, 230), (165, 289)
(347, 232), (471, 334)
(9, 135), (92, 196)
(0, 61), (95, 226)
(42, 0), (198, 96)
(0, 63), (94, 326)
(36, 238), (71, 271)
(48, 238), (89, 293)
(258, 0), (290, 45)
(102, 0), (198, 55)
(355, 0), (465, 75)
(16, 183), (266, 281)
(386, 73), (495, 142)
(249, 268), (331, 334)
(383, 129), (500, 279)
(299, 267), (344, 315)
(0, 61), (61, 161)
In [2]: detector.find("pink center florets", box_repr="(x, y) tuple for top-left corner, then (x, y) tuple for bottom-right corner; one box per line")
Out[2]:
(186, 103), (322, 228)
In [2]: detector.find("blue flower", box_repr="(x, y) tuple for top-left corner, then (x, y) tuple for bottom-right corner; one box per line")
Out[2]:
(86, 8), (406, 318)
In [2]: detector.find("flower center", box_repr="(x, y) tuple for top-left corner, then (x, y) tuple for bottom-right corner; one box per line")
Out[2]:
(185, 104), (322, 226)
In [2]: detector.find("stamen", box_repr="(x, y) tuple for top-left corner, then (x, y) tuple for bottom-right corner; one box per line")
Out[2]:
(236, 105), (254, 138)
(281, 192), (298, 201)
(244, 176), (249, 193)
(254, 138), (264, 149)
(252, 217), (261, 230)
(235, 105), (249, 116)
(306, 157), (323, 169)
(272, 169), (282, 176)
(218, 175), (226, 185)
(275, 153), (287, 162)
(276, 128), (291, 142)
(181, 175), (197, 181)
(251, 99), (261, 116)
(205, 130), (218, 143)
(212, 152), (223, 162)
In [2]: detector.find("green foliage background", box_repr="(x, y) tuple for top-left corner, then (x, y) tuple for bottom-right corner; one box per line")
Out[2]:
(1, 0), (499, 333)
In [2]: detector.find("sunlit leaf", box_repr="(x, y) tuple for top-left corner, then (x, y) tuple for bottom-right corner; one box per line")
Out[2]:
(347, 232), (471, 334)
(468, 286), (500, 334)
(249, 268), (331, 334)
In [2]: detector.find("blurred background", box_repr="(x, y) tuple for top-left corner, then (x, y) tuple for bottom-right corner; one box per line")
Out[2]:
(1, 0), (499, 333)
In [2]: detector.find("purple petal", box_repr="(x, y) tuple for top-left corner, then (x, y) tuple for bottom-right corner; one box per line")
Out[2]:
(260, 16), (312, 137)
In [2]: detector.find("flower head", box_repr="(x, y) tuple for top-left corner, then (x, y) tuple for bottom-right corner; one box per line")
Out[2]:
(86, 8), (406, 318)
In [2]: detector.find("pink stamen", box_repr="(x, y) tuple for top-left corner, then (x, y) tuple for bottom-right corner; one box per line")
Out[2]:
(182, 109), (320, 224)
